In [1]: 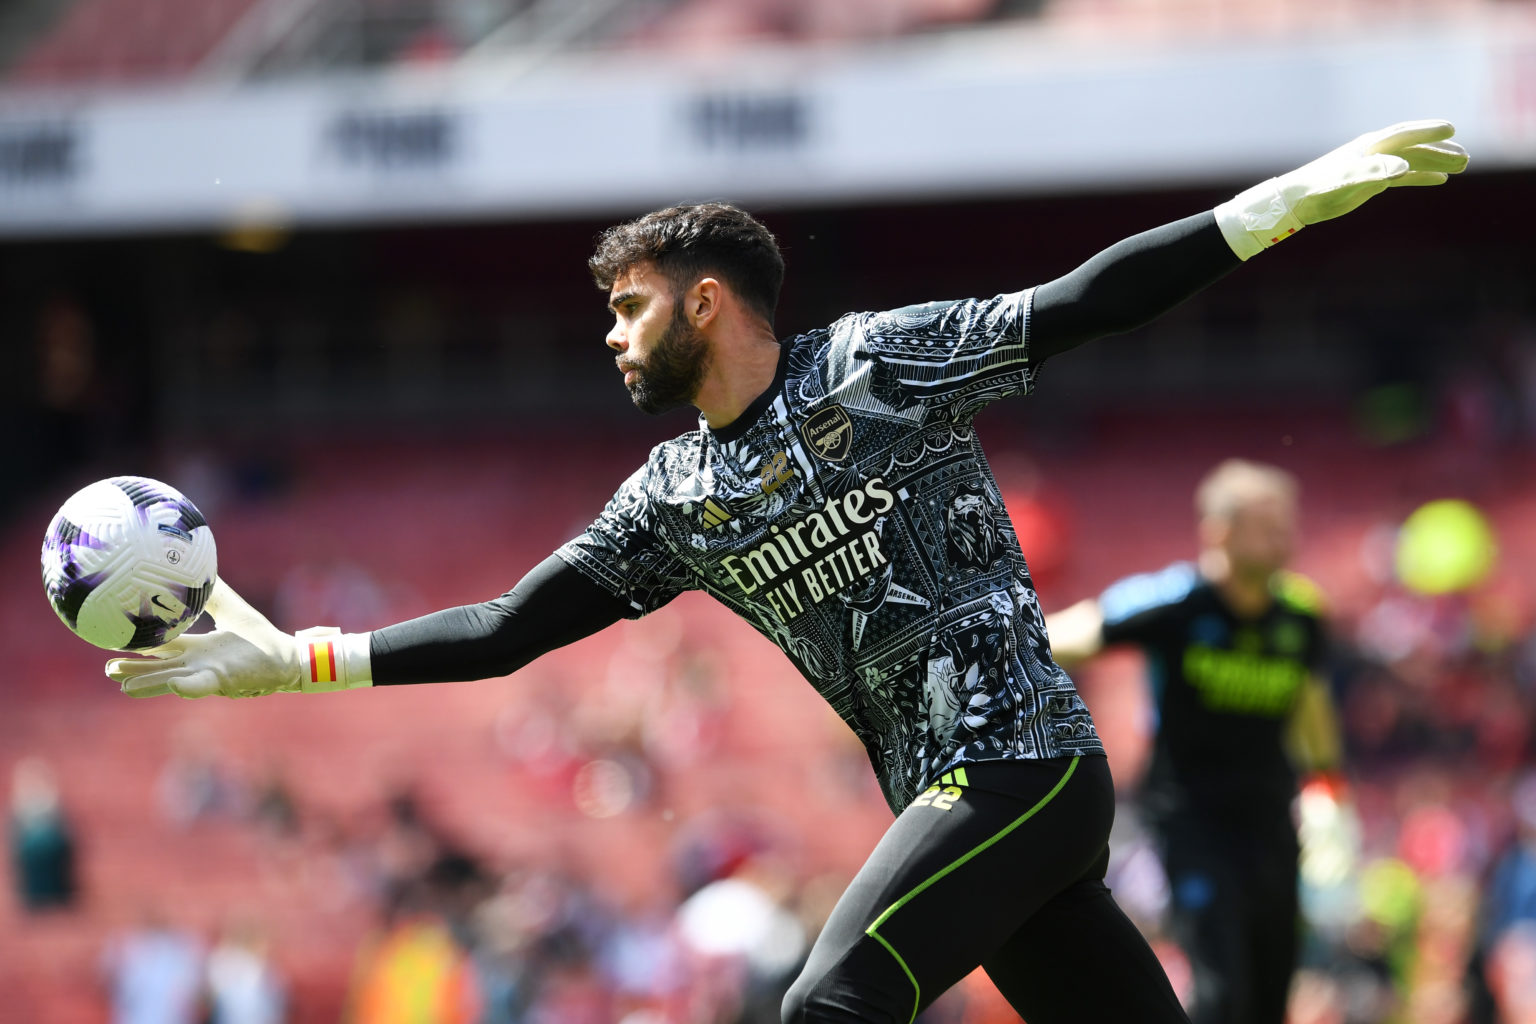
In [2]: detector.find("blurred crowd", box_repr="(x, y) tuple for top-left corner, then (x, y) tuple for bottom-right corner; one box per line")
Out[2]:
(1294, 560), (1536, 1024)
(13, 504), (1536, 1024)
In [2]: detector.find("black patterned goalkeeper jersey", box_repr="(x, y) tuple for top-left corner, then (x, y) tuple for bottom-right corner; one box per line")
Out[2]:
(557, 290), (1103, 812)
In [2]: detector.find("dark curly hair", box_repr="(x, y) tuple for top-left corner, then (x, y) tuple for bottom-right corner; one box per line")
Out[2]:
(589, 202), (785, 324)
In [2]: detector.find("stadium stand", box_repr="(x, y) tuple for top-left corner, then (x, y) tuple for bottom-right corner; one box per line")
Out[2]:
(6, 0), (1530, 84)
(7, 0), (266, 84)
(620, 0), (1002, 47)
(1039, 0), (1515, 39)
(6, 403), (1536, 1020)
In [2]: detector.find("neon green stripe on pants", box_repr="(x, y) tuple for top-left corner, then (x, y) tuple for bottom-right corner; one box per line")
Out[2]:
(863, 756), (1081, 1024)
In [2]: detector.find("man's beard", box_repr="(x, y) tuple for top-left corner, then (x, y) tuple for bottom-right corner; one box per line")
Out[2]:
(623, 299), (711, 415)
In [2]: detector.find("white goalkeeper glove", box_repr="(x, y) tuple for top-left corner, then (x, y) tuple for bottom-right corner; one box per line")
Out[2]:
(1216, 119), (1469, 260)
(1297, 773), (1362, 889)
(107, 577), (372, 699)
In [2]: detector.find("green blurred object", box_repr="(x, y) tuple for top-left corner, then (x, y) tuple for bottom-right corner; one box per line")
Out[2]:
(1358, 857), (1421, 933)
(1354, 383), (1428, 446)
(1395, 499), (1498, 595)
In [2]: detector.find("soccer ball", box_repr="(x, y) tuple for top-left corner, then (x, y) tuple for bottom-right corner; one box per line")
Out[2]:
(41, 476), (218, 651)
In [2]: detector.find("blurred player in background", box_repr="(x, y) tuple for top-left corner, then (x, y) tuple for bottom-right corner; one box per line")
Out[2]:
(109, 121), (1463, 1022)
(1046, 458), (1348, 1024)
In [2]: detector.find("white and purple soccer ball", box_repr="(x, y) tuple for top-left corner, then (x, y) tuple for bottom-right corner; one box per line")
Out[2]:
(41, 476), (217, 651)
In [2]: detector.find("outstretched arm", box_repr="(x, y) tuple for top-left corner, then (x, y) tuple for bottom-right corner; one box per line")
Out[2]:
(1042, 597), (1107, 668)
(109, 555), (629, 699)
(1031, 211), (1236, 362)
(1030, 119), (1468, 363)
(370, 555), (629, 685)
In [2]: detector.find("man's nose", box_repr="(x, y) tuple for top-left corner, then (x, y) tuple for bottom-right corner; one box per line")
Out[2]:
(606, 324), (626, 352)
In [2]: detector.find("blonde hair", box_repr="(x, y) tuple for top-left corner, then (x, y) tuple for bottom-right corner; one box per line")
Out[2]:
(1195, 459), (1298, 523)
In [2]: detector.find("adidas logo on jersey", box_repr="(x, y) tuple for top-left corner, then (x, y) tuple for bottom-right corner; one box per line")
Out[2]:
(700, 498), (734, 529)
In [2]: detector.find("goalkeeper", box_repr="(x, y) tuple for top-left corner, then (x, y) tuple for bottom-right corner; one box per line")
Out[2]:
(111, 122), (1464, 1023)
(1046, 459), (1349, 1024)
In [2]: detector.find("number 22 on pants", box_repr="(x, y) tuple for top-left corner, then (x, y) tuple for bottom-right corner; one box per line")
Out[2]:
(903, 773), (964, 810)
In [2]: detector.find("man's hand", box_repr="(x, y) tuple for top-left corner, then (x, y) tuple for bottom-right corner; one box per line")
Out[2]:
(1216, 120), (1469, 260)
(1042, 598), (1107, 667)
(107, 579), (370, 699)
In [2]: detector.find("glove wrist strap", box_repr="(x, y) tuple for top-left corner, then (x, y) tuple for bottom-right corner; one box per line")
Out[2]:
(296, 627), (374, 693)
(1214, 177), (1306, 261)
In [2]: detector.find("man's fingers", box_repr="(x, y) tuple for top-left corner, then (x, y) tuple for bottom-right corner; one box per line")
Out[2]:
(1393, 171), (1451, 188)
(117, 670), (176, 695)
(169, 670), (224, 699)
(1369, 154), (1411, 181)
(111, 659), (222, 698)
(1364, 119), (1457, 154)
(121, 680), (174, 699)
(1399, 141), (1469, 175)
(1365, 122), (1468, 174)
(106, 656), (178, 680)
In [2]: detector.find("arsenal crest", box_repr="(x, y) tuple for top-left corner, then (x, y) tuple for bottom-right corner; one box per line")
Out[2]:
(801, 406), (853, 462)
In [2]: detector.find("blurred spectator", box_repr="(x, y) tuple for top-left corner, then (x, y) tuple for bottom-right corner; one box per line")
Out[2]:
(671, 808), (774, 898)
(347, 880), (480, 1024)
(1488, 921), (1536, 1024)
(1471, 774), (1536, 1022)
(675, 854), (809, 1021)
(463, 882), (534, 1024)
(249, 760), (302, 842)
(7, 756), (78, 912)
(206, 915), (288, 1024)
(596, 892), (689, 1018)
(523, 956), (613, 1024)
(158, 724), (245, 826)
(375, 787), (460, 906)
(1486, 778), (1536, 940)
(100, 907), (206, 1024)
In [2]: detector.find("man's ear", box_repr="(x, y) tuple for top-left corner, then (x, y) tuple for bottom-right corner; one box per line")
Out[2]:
(689, 277), (723, 329)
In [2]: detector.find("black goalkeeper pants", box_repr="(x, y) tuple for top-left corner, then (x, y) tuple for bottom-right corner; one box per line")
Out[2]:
(1154, 808), (1300, 1024)
(782, 754), (1189, 1023)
